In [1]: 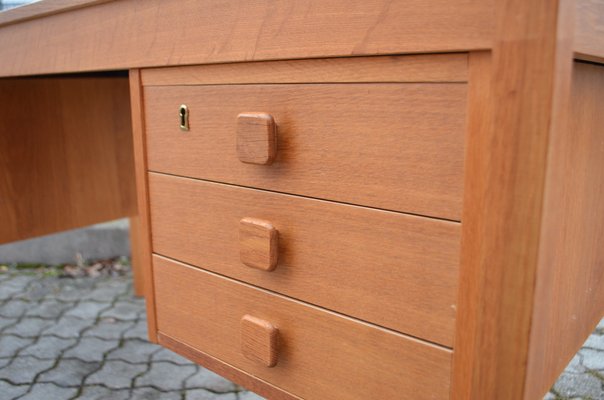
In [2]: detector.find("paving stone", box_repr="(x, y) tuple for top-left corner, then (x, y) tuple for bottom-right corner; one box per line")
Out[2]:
(19, 336), (77, 359)
(38, 358), (101, 387)
(63, 301), (112, 319)
(542, 393), (556, 400)
(81, 284), (129, 302)
(19, 382), (78, 400)
(107, 338), (160, 363)
(152, 347), (193, 365)
(1, 275), (35, 292)
(0, 380), (29, 400)
(585, 333), (604, 350)
(55, 285), (97, 302)
(0, 299), (30, 318)
(16, 280), (60, 301)
(83, 318), (135, 340)
(123, 319), (149, 340)
(0, 356), (55, 384)
(78, 385), (131, 400)
(100, 301), (140, 321)
(24, 299), (72, 319)
(186, 389), (238, 400)
(564, 353), (587, 374)
(0, 316), (18, 331)
(63, 337), (119, 362)
(86, 360), (147, 389)
(0, 284), (26, 301)
(553, 372), (604, 399)
(238, 392), (266, 400)
(42, 316), (96, 338)
(136, 361), (197, 391)
(130, 387), (182, 400)
(129, 296), (147, 307)
(0, 357), (11, 368)
(0, 334), (35, 358)
(582, 348), (604, 371)
(96, 279), (130, 295)
(3, 317), (54, 337)
(185, 367), (238, 393)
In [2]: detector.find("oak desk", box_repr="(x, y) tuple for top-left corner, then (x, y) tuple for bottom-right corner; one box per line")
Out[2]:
(0, 1), (603, 399)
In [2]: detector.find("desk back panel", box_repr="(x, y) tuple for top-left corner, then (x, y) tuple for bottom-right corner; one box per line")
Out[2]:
(0, 75), (136, 244)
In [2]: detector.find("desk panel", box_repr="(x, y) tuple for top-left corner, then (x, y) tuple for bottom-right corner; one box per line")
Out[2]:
(0, 74), (136, 243)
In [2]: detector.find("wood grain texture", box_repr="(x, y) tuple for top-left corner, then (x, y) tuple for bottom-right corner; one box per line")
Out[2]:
(236, 113), (277, 165)
(0, 0), (110, 27)
(148, 173), (459, 347)
(145, 83), (466, 220)
(0, 0), (491, 77)
(524, 61), (604, 399)
(241, 315), (280, 368)
(0, 76), (135, 244)
(450, 51), (492, 400)
(129, 216), (144, 297)
(159, 333), (299, 400)
(141, 53), (469, 86)
(239, 218), (279, 272)
(574, 0), (604, 63)
(129, 69), (157, 343)
(153, 255), (453, 400)
(451, 1), (575, 399)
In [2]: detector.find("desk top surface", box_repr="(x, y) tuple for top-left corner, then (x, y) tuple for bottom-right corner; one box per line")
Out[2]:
(0, 0), (601, 77)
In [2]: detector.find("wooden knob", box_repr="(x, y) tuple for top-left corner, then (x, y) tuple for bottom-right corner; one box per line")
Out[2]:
(239, 217), (279, 271)
(241, 315), (279, 367)
(236, 112), (277, 165)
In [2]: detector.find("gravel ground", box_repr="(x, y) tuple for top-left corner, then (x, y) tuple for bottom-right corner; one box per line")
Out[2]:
(0, 262), (602, 399)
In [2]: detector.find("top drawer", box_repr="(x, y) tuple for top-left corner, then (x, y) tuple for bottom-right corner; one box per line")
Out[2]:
(143, 55), (467, 220)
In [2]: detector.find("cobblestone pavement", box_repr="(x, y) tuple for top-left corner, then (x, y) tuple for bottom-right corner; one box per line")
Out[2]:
(0, 266), (602, 399)
(546, 318), (604, 400)
(0, 266), (263, 400)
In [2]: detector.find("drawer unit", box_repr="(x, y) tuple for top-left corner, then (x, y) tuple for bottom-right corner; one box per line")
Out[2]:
(149, 172), (460, 346)
(137, 54), (468, 399)
(144, 82), (466, 220)
(153, 255), (452, 400)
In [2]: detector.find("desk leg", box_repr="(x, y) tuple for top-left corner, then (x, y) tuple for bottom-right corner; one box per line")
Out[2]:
(129, 216), (145, 297)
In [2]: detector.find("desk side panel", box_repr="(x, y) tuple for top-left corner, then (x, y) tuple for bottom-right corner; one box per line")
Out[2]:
(451, 0), (575, 398)
(525, 61), (604, 399)
(0, 76), (136, 244)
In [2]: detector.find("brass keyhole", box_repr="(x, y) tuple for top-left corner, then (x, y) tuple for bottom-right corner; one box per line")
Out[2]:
(179, 104), (189, 131)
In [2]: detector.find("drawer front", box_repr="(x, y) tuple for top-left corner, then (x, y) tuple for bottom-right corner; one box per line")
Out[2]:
(149, 173), (460, 346)
(144, 83), (466, 220)
(153, 255), (452, 400)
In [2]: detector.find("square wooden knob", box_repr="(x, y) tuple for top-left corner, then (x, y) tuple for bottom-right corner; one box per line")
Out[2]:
(241, 315), (279, 368)
(236, 112), (277, 165)
(239, 217), (279, 271)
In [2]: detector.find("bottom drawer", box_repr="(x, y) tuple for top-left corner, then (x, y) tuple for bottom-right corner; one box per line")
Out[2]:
(153, 255), (452, 400)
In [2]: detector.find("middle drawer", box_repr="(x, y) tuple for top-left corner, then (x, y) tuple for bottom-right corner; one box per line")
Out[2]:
(149, 173), (460, 346)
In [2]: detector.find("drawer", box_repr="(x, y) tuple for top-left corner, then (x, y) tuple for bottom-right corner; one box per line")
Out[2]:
(149, 173), (460, 346)
(153, 255), (452, 400)
(144, 82), (466, 220)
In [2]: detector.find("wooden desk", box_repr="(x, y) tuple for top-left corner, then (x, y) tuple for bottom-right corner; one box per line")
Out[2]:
(0, 1), (602, 399)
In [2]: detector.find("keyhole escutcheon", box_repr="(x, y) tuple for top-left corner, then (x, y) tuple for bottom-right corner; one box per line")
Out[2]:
(179, 104), (189, 131)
